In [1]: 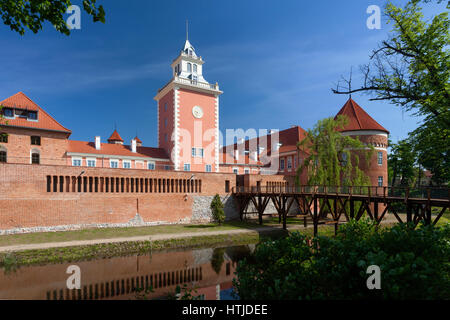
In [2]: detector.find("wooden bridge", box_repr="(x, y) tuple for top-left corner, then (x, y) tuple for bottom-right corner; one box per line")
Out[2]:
(232, 185), (449, 236)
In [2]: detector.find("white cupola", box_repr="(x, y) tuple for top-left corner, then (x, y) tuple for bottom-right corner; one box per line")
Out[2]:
(171, 37), (208, 84)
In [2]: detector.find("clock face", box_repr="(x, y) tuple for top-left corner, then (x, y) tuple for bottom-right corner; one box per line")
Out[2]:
(192, 106), (204, 119)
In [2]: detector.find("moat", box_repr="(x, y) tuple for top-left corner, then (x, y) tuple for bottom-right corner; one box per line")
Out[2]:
(0, 244), (254, 300)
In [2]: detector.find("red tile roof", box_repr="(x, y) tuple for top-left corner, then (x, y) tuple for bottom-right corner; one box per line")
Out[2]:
(67, 140), (170, 159)
(107, 129), (123, 142)
(222, 126), (307, 153)
(335, 98), (389, 133)
(0, 92), (71, 134)
(220, 125), (309, 166)
(134, 136), (142, 144)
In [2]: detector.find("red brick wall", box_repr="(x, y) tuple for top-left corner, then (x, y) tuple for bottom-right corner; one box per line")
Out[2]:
(348, 134), (388, 187)
(243, 174), (295, 188)
(0, 126), (68, 165)
(0, 163), (241, 232)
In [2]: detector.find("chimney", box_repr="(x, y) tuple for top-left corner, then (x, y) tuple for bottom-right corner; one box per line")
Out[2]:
(234, 149), (239, 160)
(131, 139), (137, 153)
(95, 136), (101, 150)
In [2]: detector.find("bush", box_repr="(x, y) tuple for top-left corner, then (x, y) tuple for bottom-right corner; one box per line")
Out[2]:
(210, 194), (225, 225)
(233, 219), (450, 299)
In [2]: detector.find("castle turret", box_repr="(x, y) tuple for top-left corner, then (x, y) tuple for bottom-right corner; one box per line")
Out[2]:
(335, 98), (389, 187)
(107, 129), (124, 145)
(154, 33), (223, 172)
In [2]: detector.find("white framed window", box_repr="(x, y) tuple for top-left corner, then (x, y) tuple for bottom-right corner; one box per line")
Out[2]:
(148, 162), (155, 170)
(164, 165), (171, 170)
(244, 168), (250, 174)
(205, 164), (212, 172)
(123, 160), (131, 169)
(280, 159), (285, 170)
(193, 64), (197, 73)
(378, 176), (383, 187)
(135, 161), (144, 168)
(110, 159), (119, 168)
(232, 167), (239, 174)
(294, 156), (297, 168)
(287, 157), (292, 170)
(184, 163), (191, 171)
(377, 152), (383, 165)
(86, 158), (96, 167)
(30, 149), (40, 164)
(72, 157), (82, 167)
(192, 148), (204, 157)
(187, 63), (192, 72)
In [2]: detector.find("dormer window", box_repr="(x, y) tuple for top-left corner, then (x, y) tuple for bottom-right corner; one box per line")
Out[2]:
(28, 111), (37, 120)
(2, 107), (38, 121)
(15, 109), (28, 118)
(2, 108), (13, 118)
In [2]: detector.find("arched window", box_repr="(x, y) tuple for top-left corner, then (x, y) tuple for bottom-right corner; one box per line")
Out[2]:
(193, 64), (197, 73)
(187, 63), (192, 73)
(0, 149), (6, 163)
(31, 149), (40, 164)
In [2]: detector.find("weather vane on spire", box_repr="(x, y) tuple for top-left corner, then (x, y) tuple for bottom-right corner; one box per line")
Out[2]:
(186, 19), (189, 41)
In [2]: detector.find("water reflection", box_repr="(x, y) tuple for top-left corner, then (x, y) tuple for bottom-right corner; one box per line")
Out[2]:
(0, 244), (254, 300)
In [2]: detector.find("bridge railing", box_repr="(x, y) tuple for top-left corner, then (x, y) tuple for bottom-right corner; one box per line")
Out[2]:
(232, 185), (449, 200)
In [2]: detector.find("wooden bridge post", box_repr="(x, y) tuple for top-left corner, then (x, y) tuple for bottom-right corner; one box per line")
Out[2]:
(350, 199), (354, 219)
(313, 195), (318, 236)
(406, 202), (412, 223)
(258, 195), (263, 225)
(426, 188), (432, 225)
(374, 200), (379, 222)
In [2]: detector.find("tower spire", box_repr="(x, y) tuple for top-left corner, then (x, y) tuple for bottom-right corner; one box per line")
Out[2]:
(186, 19), (189, 41)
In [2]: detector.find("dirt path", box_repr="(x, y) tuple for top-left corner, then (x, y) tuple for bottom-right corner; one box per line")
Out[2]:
(0, 216), (402, 253)
(0, 226), (283, 253)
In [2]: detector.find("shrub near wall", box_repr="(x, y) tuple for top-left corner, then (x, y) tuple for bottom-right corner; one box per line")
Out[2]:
(233, 220), (450, 300)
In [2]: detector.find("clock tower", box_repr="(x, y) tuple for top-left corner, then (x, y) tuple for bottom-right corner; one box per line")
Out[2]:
(154, 37), (223, 172)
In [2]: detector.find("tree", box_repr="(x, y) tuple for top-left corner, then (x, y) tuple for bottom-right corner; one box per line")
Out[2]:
(332, 0), (449, 184)
(0, 0), (105, 35)
(210, 194), (225, 225)
(211, 248), (226, 275)
(411, 118), (449, 185)
(388, 139), (417, 186)
(296, 115), (373, 187)
(233, 220), (450, 300)
(333, 0), (449, 127)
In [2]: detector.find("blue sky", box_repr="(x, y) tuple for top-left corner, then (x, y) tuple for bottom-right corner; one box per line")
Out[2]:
(0, 0), (446, 146)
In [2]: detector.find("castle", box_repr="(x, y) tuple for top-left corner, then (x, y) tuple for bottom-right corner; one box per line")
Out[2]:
(0, 37), (388, 186)
(0, 38), (389, 234)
